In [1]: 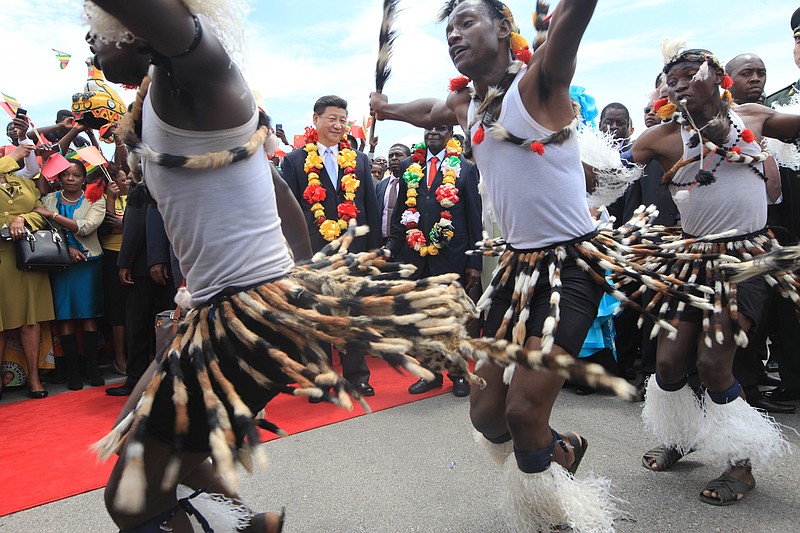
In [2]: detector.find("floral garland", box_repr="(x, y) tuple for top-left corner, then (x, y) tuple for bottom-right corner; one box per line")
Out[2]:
(301, 127), (360, 241)
(400, 138), (462, 256)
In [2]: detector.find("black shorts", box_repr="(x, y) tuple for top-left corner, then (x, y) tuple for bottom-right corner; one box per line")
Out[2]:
(671, 276), (767, 329)
(145, 300), (300, 453)
(482, 257), (604, 356)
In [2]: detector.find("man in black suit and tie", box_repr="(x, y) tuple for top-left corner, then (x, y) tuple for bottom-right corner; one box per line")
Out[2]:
(376, 143), (411, 244)
(386, 125), (482, 397)
(282, 95), (381, 397)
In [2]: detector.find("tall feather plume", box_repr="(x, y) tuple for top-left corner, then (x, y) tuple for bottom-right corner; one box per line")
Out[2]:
(660, 37), (686, 65)
(532, 1), (551, 50)
(369, 0), (400, 147)
(375, 0), (399, 94)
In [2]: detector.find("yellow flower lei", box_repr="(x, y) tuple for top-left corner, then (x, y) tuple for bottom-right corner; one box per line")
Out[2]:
(302, 133), (360, 241)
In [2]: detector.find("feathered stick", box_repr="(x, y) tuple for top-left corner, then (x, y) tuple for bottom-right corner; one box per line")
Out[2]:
(369, 0), (400, 151)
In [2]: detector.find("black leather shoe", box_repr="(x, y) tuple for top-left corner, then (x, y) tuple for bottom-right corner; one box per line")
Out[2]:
(763, 387), (800, 402)
(106, 382), (135, 397)
(759, 374), (782, 387)
(353, 381), (375, 397)
(28, 389), (48, 399)
(408, 374), (443, 394)
(575, 386), (595, 396)
(749, 396), (797, 414)
(451, 377), (470, 398)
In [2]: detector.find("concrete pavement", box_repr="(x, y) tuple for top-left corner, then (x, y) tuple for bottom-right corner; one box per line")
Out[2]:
(1, 387), (798, 532)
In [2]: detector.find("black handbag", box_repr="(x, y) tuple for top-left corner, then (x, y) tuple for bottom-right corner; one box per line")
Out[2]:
(14, 218), (72, 271)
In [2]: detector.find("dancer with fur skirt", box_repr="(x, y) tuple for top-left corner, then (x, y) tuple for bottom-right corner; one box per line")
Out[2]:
(369, 1), (717, 530)
(628, 42), (800, 506)
(83, 1), (637, 532)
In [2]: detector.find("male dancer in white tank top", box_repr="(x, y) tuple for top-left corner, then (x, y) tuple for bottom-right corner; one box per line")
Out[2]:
(372, 1), (632, 530)
(83, 1), (535, 532)
(630, 46), (800, 506)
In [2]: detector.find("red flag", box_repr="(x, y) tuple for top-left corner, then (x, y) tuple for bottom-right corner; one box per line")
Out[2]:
(1, 102), (16, 119)
(293, 135), (306, 149)
(42, 153), (72, 181)
(350, 124), (365, 139)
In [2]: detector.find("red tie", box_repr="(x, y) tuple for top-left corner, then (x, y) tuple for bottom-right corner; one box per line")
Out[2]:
(427, 156), (439, 188)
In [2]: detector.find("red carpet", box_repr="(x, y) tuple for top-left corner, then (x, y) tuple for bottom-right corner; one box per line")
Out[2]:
(0, 359), (450, 517)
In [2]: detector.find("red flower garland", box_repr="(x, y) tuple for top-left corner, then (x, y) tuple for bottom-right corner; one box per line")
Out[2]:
(303, 183), (326, 204)
(337, 202), (358, 220)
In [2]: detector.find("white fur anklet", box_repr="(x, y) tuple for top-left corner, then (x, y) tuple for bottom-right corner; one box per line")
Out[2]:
(641, 378), (704, 453)
(473, 429), (513, 466)
(700, 395), (791, 467)
(500, 455), (624, 533)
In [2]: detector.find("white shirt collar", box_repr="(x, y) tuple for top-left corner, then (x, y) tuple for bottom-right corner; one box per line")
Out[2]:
(427, 148), (445, 162)
(318, 142), (339, 155)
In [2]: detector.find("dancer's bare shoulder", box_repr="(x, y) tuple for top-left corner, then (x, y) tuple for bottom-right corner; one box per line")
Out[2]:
(446, 89), (473, 131)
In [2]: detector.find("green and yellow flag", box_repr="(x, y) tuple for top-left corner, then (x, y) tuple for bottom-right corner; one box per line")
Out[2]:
(52, 49), (71, 69)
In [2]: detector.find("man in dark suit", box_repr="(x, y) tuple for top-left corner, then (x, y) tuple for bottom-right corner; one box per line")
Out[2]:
(106, 184), (176, 396)
(386, 125), (482, 397)
(376, 143), (411, 244)
(282, 95), (381, 396)
(762, 7), (800, 403)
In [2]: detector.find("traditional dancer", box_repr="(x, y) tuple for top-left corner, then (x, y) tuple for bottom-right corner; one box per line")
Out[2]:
(83, 1), (634, 532)
(629, 43), (800, 505)
(369, 1), (699, 530)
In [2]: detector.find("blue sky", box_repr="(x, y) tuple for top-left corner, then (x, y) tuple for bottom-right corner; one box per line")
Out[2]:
(1, 0), (798, 157)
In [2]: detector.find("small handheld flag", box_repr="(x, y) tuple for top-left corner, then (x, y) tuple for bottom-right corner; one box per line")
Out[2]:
(52, 49), (71, 70)
(1, 92), (20, 118)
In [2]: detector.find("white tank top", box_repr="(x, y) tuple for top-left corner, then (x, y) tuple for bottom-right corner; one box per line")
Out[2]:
(141, 94), (294, 305)
(468, 67), (595, 249)
(671, 110), (767, 237)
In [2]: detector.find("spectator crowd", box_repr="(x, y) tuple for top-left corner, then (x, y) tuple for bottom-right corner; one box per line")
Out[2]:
(1, 13), (799, 419)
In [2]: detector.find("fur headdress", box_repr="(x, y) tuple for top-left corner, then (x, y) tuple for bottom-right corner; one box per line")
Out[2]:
(83, 0), (250, 61)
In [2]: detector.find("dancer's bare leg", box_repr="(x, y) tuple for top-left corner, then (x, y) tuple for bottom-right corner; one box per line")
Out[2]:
(105, 435), (209, 532)
(471, 335), (577, 469)
(182, 460), (284, 532)
(697, 311), (755, 503)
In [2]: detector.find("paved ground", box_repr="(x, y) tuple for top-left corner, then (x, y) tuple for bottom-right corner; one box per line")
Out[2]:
(1, 380), (798, 532)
